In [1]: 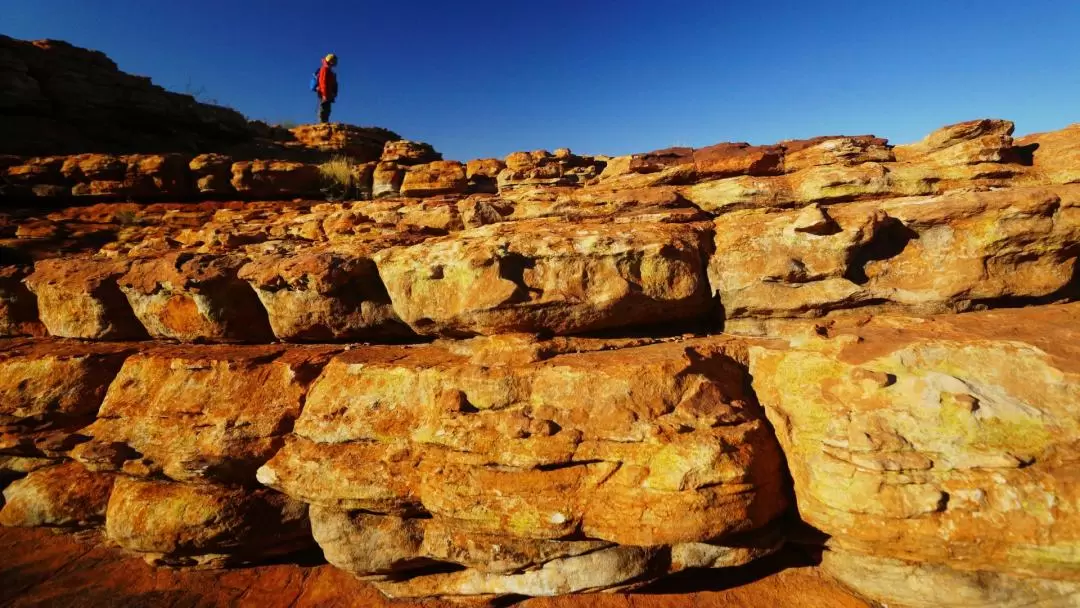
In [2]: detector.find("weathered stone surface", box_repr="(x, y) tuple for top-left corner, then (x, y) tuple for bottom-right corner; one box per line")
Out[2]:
(118, 251), (274, 342)
(0, 339), (131, 458)
(823, 551), (1080, 608)
(372, 161), (405, 198)
(375, 546), (658, 598)
(781, 135), (894, 172)
(0, 461), (114, 528)
(374, 220), (713, 337)
(73, 345), (336, 484)
(750, 304), (1080, 580)
(105, 476), (311, 567)
(288, 124), (391, 163)
(62, 153), (191, 199)
(260, 336), (787, 549)
(231, 160), (320, 198)
(24, 257), (147, 339)
(498, 150), (605, 191)
(381, 140), (441, 165)
(712, 184), (1080, 326)
(238, 245), (413, 342)
(465, 158), (506, 193)
(309, 506), (429, 576)
(1018, 123), (1080, 185)
(895, 118), (1015, 166)
(400, 161), (468, 197)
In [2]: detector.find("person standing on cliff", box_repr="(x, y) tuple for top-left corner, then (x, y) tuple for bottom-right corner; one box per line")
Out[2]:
(316, 53), (338, 124)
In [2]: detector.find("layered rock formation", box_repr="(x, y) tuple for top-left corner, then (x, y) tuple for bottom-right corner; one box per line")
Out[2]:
(2, 36), (1079, 607)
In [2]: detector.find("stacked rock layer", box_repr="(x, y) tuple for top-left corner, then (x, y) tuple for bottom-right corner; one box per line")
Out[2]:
(3, 38), (1080, 608)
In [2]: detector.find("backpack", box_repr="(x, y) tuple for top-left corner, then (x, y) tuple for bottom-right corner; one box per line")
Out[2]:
(309, 69), (319, 92)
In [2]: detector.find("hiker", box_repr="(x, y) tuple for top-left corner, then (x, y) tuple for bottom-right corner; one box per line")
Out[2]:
(315, 53), (338, 124)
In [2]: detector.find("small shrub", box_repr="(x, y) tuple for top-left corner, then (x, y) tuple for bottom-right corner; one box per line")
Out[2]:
(319, 155), (363, 201)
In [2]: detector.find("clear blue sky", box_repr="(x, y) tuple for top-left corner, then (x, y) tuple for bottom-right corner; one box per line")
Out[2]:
(5, 0), (1079, 160)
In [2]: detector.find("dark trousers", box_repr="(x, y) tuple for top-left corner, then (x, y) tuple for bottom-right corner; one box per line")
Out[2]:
(318, 97), (333, 123)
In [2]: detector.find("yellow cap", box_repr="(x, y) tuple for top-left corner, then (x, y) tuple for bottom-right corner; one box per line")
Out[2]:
(325, 53), (338, 65)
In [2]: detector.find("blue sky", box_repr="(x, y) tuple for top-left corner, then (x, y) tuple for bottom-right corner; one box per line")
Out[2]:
(5, 0), (1079, 160)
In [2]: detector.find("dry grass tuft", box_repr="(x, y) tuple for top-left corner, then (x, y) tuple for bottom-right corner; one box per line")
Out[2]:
(318, 155), (364, 200)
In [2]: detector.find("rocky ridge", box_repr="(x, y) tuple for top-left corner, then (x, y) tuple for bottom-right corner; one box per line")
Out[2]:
(1, 37), (1079, 607)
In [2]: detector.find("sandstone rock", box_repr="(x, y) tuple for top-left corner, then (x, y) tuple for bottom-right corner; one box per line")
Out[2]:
(238, 245), (413, 341)
(24, 257), (147, 339)
(373, 219), (713, 337)
(692, 142), (783, 179)
(73, 344), (336, 484)
(711, 184), (1080, 325)
(823, 551), (1080, 608)
(465, 158), (506, 193)
(189, 153), (235, 194)
(105, 476), (311, 567)
(375, 546), (658, 598)
(781, 135), (893, 172)
(749, 304), (1080, 580)
(381, 140), (441, 165)
(400, 161), (468, 197)
(288, 123), (391, 163)
(231, 160), (320, 198)
(894, 118), (1015, 165)
(419, 519), (611, 574)
(372, 161), (405, 198)
(1018, 123), (1080, 185)
(0, 340), (131, 451)
(118, 251), (274, 342)
(309, 506), (429, 576)
(0, 461), (114, 528)
(459, 186), (704, 228)
(0, 454), (54, 485)
(498, 150), (605, 191)
(262, 337), (787, 546)
(0, 266), (44, 337)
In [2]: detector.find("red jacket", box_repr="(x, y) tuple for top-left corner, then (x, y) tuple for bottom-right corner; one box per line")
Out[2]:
(317, 60), (338, 102)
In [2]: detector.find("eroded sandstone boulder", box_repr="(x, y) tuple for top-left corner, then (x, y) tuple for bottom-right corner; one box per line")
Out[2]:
(749, 304), (1080, 582)
(373, 219), (714, 337)
(24, 257), (147, 340)
(118, 251), (274, 342)
(105, 476), (311, 567)
(712, 184), (1080, 330)
(258, 335), (787, 590)
(238, 244), (413, 342)
(0, 461), (115, 528)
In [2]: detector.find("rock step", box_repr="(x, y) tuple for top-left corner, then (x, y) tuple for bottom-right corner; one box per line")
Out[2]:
(3, 182), (1078, 343)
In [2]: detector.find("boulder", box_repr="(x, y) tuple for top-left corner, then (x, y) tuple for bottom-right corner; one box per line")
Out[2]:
(231, 160), (320, 198)
(399, 160), (468, 197)
(238, 245), (414, 342)
(711, 184), (1080, 328)
(189, 153), (234, 195)
(372, 161), (405, 198)
(105, 476), (311, 567)
(24, 257), (147, 339)
(894, 118), (1015, 166)
(380, 140), (441, 165)
(0, 461), (114, 528)
(118, 251), (274, 342)
(259, 336), (787, 546)
(373, 219), (713, 337)
(749, 304), (1080, 580)
(1018, 122), (1080, 185)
